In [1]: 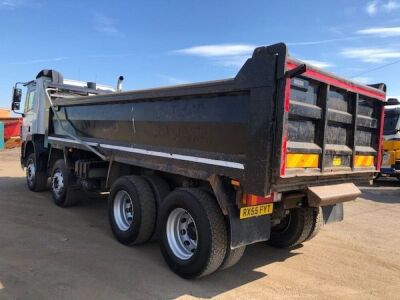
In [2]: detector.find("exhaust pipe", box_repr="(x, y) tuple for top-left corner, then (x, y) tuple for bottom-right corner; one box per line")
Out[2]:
(117, 76), (124, 92)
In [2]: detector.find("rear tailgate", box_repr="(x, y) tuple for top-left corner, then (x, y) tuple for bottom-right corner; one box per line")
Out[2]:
(279, 58), (386, 179)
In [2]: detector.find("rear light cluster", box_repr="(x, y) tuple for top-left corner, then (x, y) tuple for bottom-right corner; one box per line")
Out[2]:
(231, 179), (282, 206)
(242, 192), (282, 206)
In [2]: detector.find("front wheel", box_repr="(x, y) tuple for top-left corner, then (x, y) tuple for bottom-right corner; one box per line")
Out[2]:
(26, 153), (48, 192)
(159, 188), (227, 279)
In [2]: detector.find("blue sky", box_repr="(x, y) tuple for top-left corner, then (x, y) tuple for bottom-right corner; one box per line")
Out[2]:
(1, 0), (400, 109)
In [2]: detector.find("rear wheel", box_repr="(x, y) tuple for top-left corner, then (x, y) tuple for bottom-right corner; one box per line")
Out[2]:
(305, 207), (324, 242)
(26, 153), (48, 192)
(144, 175), (171, 240)
(267, 207), (314, 248)
(108, 176), (156, 245)
(159, 188), (227, 279)
(220, 245), (246, 270)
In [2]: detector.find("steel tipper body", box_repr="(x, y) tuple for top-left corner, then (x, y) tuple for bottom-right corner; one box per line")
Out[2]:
(12, 43), (386, 279)
(381, 101), (400, 177)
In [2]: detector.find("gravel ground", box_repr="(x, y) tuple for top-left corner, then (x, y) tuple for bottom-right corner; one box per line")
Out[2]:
(0, 148), (399, 299)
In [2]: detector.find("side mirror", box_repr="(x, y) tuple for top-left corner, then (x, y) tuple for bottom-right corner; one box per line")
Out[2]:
(11, 87), (22, 111)
(12, 101), (20, 110)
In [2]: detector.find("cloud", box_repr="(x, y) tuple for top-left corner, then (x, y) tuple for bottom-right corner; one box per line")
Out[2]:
(175, 43), (336, 69)
(11, 57), (68, 65)
(175, 44), (255, 57)
(0, 0), (24, 9)
(93, 12), (123, 37)
(366, 1), (378, 15)
(340, 47), (400, 63)
(383, 0), (400, 11)
(0, 0), (16, 7)
(174, 44), (254, 69)
(356, 26), (400, 37)
(365, 0), (400, 15)
(287, 36), (366, 46)
(301, 59), (334, 69)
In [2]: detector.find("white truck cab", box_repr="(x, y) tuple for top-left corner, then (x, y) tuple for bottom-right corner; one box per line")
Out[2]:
(13, 70), (115, 142)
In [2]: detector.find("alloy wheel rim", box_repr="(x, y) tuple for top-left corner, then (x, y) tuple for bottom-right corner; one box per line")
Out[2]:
(27, 160), (36, 185)
(166, 208), (198, 260)
(113, 190), (134, 231)
(52, 169), (64, 197)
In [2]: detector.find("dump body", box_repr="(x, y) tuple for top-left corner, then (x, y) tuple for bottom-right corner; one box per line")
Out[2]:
(48, 43), (386, 197)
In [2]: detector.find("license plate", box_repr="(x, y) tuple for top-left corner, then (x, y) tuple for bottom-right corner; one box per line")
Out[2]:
(240, 203), (273, 219)
(382, 152), (391, 168)
(332, 156), (342, 166)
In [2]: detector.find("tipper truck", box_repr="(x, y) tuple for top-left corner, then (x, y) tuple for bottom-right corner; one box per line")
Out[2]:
(10, 43), (386, 279)
(380, 98), (400, 178)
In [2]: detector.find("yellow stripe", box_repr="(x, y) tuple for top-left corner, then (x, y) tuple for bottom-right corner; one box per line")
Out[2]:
(395, 150), (400, 160)
(286, 153), (319, 168)
(382, 140), (400, 151)
(354, 155), (374, 167)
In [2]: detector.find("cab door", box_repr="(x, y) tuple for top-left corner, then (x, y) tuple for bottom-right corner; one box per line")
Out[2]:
(22, 83), (38, 141)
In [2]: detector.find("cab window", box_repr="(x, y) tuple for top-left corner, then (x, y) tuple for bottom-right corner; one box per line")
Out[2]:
(384, 110), (400, 135)
(24, 90), (36, 112)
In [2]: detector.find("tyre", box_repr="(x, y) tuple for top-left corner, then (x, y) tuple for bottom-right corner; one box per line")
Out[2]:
(51, 159), (78, 207)
(108, 176), (156, 245)
(159, 188), (227, 279)
(220, 245), (246, 271)
(26, 153), (48, 192)
(144, 175), (171, 240)
(305, 206), (324, 242)
(267, 207), (314, 248)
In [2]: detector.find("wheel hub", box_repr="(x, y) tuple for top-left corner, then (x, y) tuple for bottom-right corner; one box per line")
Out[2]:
(27, 160), (36, 184)
(166, 208), (198, 260)
(113, 190), (134, 231)
(52, 169), (64, 197)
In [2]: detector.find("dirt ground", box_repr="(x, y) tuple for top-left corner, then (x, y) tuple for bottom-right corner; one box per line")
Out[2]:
(0, 148), (399, 300)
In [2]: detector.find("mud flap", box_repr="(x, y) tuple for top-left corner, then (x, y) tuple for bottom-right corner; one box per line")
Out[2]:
(322, 203), (344, 224)
(227, 206), (271, 249)
(307, 183), (361, 207)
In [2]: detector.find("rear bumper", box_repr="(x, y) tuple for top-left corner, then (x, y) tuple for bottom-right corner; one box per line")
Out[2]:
(307, 183), (361, 207)
(272, 171), (372, 193)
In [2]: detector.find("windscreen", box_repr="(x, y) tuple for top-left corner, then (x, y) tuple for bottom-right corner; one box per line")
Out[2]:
(383, 110), (400, 135)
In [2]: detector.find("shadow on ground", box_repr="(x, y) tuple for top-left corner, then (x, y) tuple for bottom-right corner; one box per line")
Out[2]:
(0, 175), (301, 299)
(358, 177), (400, 204)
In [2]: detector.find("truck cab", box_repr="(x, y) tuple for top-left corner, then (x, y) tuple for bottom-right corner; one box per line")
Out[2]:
(11, 70), (115, 166)
(381, 98), (400, 177)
